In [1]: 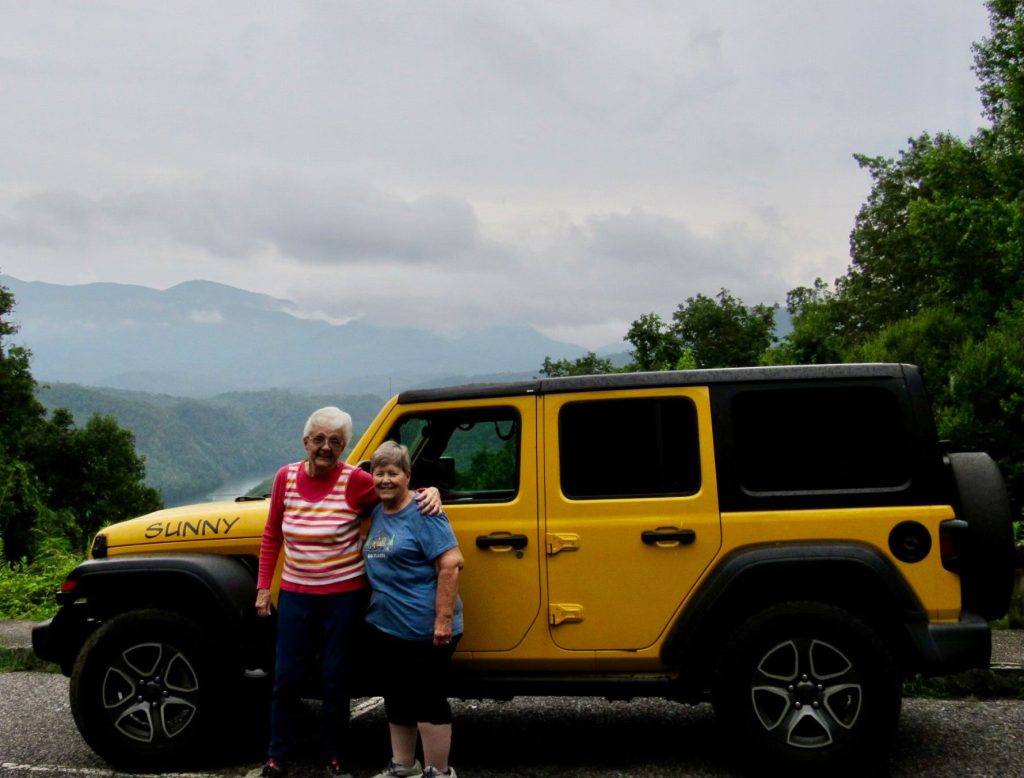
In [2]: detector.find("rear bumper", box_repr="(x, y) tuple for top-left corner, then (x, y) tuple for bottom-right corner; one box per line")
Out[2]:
(907, 611), (992, 675)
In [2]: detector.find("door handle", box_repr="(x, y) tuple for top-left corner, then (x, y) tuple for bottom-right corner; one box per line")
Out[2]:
(476, 533), (529, 550)
(641, 529), (696, 545)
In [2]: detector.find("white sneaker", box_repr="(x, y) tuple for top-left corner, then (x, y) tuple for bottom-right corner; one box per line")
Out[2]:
(422, 767), (456, 778)
(372, 759), (423, 778)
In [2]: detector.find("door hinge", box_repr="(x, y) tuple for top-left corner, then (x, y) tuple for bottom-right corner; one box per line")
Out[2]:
(549, 603), (585, 625)
(546, 532), (580, 555)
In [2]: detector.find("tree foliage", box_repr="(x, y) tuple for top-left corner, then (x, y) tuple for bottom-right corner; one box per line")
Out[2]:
(671, 290), (776, 369)
(0, 281), (162, 564)
(624, 313), (686, 371)
(620, 291), (774, 371)
(0, 286), (46, 460)
(540, 352), (616, 377)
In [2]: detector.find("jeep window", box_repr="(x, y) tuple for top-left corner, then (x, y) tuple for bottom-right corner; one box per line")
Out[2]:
(731, 386), (911, 494)
(387, 407), (520, 502)
(559, 397), (701, 499)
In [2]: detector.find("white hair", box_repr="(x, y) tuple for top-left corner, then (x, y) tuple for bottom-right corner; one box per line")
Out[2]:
(303, 406), (353, 443)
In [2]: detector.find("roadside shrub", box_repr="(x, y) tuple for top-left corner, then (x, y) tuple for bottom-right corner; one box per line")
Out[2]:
(0, 539), (81, 621)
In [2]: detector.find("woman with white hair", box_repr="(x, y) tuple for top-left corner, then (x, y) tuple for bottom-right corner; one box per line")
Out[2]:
(254, 407), (442, 778)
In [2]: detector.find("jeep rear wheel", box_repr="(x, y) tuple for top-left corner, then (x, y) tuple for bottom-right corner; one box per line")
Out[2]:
(713, 602), (900, 775)
(70, 609), (220, 769)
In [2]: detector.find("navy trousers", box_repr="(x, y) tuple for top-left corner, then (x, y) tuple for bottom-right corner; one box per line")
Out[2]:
(268, 587), (368, 766)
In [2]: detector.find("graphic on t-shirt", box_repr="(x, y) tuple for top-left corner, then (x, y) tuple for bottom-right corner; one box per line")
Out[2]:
(365, 532), (395, 560)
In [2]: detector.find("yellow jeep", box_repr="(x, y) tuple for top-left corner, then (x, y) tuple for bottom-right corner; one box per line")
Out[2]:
(33, 363), (1015, 773)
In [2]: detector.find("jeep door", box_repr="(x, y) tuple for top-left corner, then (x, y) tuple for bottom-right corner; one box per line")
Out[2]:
(542, 388), (722, 650)
(376, 398), (542, 652)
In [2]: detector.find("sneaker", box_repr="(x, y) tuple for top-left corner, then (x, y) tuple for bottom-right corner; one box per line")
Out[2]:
(422, 768), (456, 778)
(260, 759), (287, 778)
(373, 759), (423, 777)
(325, 757), (354, 778)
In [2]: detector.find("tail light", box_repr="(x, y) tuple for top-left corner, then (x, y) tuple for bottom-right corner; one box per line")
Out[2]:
(939, 519), (969, 573)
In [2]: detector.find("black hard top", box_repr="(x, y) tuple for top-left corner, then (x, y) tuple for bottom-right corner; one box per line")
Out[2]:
(397, 363), (917, 404)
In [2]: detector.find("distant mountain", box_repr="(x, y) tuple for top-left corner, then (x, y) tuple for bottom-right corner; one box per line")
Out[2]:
(2, 276), (588, 396)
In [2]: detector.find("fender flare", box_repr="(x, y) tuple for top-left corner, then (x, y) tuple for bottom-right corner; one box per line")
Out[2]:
(35, 554), (259, 673)
(661, 542), (925, 675)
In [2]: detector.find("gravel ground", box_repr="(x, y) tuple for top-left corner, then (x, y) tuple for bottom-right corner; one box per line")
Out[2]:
(3, 673), (1024, 778)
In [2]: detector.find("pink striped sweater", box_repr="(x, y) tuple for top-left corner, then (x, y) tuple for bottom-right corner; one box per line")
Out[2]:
(256, 461), (378, 594)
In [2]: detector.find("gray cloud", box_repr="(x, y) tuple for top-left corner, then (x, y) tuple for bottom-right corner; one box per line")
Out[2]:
(0, 1), (992, 349)
(2, 180), (480, 265)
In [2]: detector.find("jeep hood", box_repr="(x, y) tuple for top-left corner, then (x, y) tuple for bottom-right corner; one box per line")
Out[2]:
(94, 499), (270, 556)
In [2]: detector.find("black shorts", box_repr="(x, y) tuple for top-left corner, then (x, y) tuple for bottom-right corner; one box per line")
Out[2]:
(366, 624), (461, 726)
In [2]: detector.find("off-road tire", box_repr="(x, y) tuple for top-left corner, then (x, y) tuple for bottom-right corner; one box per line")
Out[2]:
(69, 609), (222, 770)
(713, 601), (901, 776)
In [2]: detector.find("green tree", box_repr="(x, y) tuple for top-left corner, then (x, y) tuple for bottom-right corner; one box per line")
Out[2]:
(0, 460), (44, 564)
(848, 133), (1018, 333)
(540, 352), (616, 377)
(29, 414), (162, 551)
(940, 305), (1024, 501)
(0, 280), (162, 559)
(974, 0), (1024, 151)
(671, 289), (777, 369)
(0, 283), (47, 563)
(0, 285), (46, 460)
(764, 279), (849, 365)
(624, 313), (692, 371)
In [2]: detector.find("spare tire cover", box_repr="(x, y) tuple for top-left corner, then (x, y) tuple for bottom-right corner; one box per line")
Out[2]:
(948, 452), (1015, 620)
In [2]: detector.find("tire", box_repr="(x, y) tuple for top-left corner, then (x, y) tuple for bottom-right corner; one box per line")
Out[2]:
(948, 452), (1015, 620)
(69, 609), (222, 770)
(713, 602), (901, 776)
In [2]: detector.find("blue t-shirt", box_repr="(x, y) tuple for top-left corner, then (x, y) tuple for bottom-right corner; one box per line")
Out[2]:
(363, 500), (463, 641)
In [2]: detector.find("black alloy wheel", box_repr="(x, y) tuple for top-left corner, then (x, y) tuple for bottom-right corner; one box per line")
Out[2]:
(70, 609), (220, 769)
(713, 601), (901, 775)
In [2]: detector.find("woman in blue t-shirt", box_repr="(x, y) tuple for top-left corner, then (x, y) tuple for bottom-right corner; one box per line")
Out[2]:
(363, 441), (465, 778)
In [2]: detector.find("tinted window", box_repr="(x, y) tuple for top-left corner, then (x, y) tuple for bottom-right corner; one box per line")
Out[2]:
(559, 397), (701, 499)
(387, 407), (519, 503)
(731, 386), (910, 494)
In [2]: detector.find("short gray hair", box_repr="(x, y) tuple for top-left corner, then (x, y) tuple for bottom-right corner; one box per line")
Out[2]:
(370, 440), (411, 475)
(303, 406), (353, 444)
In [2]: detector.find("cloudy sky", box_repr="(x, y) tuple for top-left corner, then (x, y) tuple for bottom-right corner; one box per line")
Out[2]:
(1, 1), (992, 349)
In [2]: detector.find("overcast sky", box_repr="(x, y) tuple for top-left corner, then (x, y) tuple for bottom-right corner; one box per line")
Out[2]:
(0, 1), (992, 349)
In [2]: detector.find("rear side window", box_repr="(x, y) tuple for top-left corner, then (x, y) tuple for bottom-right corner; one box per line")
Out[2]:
(731, 386), (910, 494)
(387, 407), (519, 503)
(559, 396), (701, 499)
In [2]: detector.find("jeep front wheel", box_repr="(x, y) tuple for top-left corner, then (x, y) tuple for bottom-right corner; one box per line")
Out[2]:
(713, 602), (901, 775)
(69, 609), (220, 769)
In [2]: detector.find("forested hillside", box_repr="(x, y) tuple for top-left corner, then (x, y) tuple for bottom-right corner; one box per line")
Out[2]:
(37, 384), (387, 506)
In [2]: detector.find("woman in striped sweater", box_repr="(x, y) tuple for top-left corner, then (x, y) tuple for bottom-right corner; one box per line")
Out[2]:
(254, 407), (441, 778)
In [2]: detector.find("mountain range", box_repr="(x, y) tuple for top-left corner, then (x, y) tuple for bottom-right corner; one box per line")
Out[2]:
(2, 275), (605, 396)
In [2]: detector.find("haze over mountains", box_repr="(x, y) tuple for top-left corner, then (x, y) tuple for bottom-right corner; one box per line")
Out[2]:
(3, 275), (602, 396)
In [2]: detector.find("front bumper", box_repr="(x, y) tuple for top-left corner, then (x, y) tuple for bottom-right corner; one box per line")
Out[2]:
(31, 605), (96, 676)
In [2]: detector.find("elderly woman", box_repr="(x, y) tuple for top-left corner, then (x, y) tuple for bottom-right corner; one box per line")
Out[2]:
(364, 441), (464, 778)
(254, 408), (442, 778)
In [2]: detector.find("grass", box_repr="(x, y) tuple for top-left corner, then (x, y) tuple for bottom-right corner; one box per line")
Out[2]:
(0, 646), (58, 674)
(903, 669), (1024, 700)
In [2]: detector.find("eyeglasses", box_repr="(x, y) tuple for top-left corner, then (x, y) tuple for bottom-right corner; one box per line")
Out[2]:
(307, 434), (345, 451)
